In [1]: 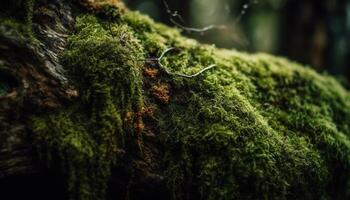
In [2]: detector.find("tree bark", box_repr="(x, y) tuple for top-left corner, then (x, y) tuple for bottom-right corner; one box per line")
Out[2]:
(0, 0), (74, 177)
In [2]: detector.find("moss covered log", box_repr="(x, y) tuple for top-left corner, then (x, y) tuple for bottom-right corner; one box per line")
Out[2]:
(1, 0), (350, 200)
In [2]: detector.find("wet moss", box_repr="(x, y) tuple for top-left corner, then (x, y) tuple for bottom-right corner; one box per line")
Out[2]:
(30, 3), (350, 200)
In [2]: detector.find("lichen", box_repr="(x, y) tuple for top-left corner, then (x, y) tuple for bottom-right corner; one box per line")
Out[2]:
(29, 2), (350, 200)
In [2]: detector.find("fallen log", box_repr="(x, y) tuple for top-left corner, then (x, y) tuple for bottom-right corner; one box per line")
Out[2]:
(0, 0), (349, 199)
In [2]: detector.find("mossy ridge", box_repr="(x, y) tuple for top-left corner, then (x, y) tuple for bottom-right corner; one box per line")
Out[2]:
(122, 10), (350, 199)
(31, 14), (144, 200)
(26, 3), (350, 200)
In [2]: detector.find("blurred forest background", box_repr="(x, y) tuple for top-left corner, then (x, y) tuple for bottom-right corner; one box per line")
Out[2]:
(124, 0), (350, 85)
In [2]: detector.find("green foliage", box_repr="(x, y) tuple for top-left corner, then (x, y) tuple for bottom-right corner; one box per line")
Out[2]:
(29, 4), (350, 200)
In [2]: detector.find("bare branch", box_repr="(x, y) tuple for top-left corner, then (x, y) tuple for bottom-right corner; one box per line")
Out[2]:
(170, 19), (226, 34)
(235, 0), (259, 23)
(158, 47), (176, 61)
(163, 0), (185, 23)
(163, 0), (226, 34)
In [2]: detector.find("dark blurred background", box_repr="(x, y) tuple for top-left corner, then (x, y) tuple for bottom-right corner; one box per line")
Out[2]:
(124, 0), (350, 84)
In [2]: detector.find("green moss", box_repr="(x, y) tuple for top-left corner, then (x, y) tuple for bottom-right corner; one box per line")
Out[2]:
(29, 4), (350, 200)
(31, 14), (144, 200)
(121, 11), (350, 199)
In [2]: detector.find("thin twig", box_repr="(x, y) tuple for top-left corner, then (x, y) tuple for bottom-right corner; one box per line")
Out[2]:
(139, 47), (176, 62)
(158, 47), (176, 61)
(170, 19), (226, 34)
(173, 64), (217, 78)
(147, 47), (217, 78)
(163, 0), (226, 34)
(163, 0), (185, 23)
(235, 0), (259, 24)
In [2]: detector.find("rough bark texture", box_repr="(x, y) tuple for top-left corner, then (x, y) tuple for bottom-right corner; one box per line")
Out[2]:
(0, 0), (350, 200)
(0, 0), (75, 178)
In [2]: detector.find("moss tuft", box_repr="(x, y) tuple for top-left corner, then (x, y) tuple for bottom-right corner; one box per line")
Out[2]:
(121, 11), (350, 200)
(31, 14), (144, 200)
(29, 4), (350, 200)
(151, 84), (170, 104)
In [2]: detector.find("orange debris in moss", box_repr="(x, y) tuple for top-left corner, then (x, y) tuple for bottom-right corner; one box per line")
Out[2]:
(134, 119), (145, 134)
(124, 111), (133, 122)
(143, 67), (158, 78)
(151, 84), (170, 103)
(142, 106), (156, 119)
